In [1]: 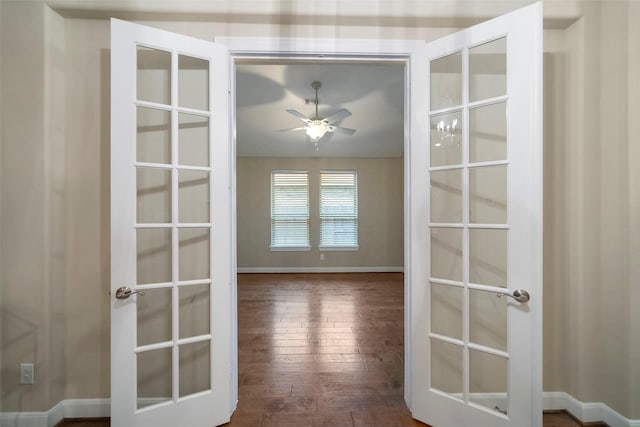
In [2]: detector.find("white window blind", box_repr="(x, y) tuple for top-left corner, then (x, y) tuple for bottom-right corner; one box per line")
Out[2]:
(271, 171), (310, 249)
(320, 171), (358, 248)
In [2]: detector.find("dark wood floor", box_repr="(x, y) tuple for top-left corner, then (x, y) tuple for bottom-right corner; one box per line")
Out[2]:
(230, 273), (421, 426)
(58, 273), (601, 427)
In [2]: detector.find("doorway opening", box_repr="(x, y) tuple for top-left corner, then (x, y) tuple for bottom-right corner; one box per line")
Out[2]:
(233, 59), (410, 422)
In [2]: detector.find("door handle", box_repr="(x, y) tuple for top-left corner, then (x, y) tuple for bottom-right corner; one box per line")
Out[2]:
(115, 286), (145, 300)
(497, 289), (530, 303)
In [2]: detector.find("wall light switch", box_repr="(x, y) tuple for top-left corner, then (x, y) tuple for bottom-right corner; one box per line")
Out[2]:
(320, 253), (325, 261)
(20, 363), (34, 385)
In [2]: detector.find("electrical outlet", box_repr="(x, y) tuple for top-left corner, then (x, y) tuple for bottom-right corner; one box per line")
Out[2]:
(20, 363), (34, 385)
(320, 253), (325, 261)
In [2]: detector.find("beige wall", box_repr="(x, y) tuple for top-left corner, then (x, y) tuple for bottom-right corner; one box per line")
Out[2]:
(63, 16), (112, 401)
(542, 0), (639, 418)
(0, 0), (638, 420)
(237, 157), (404, 270)
(0, 1), (66, 412)
(628, 1), (640, 418)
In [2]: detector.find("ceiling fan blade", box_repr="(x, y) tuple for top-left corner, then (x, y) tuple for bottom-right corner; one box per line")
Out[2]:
(323, 108), (352, 124)
(328, 126), (356, 136)
(286, 109), (312, 123)
(277, 126), (308, 132)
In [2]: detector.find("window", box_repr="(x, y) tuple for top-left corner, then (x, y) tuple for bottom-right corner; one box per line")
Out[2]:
(270, 171), (310, 250)
(319, 171), (358, 249)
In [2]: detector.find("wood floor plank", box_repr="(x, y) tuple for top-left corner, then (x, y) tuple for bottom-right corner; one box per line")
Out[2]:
(351, 408), (430, 427)
(260, 411), (354, 427)
(235, 396), (318, 414)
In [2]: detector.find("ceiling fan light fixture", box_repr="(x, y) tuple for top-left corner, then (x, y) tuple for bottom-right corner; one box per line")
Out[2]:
(278, 80), (356, 143)
(305, 120), (329, 140)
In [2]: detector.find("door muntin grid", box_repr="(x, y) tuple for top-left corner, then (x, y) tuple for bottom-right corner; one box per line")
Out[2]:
(428, 36), (510, 417)
(135, 43), (214, 410)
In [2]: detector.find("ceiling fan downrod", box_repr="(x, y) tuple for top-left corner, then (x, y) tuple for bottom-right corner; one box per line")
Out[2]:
(311, 81), (321, 119)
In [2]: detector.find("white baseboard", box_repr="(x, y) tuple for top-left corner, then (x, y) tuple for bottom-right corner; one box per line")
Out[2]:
(2, 392), (637, 427)
(59, 399), (109, 419)
(237, 266), (404, 273)
(0, 399), (109, 427)
(543, 392), (640, 427)
(47, 401), (64, 427)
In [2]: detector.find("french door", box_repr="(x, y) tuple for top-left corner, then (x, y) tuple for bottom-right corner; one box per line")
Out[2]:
(409, 3), (542, 427)
(110, 19), (232, 427)
(110, 2), (542, 426)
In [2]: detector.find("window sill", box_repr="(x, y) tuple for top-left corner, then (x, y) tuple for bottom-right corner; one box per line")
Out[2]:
(319, 245), (359, 252)
(270, 246), (311, 252)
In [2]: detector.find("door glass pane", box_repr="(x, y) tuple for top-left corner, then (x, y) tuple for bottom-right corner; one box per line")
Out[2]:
(431, 339), (463, 398)
(431, 283), (463, 340)
(469, 102), (507, 163)
(430, 169), (462, 223)
(430, 52), (462, 110)
(179, 113), (209, 167)
(430, 111), (462, 167)
(469, 165), (507, 224)
(470, 229), (507, 287)
(178, 55), (209, 111)
(137, 168), (171, 224)
(179, 228), (210, 281)
(469, 288), (507, 351)
(179, 340), (211, 397)
(137, 46), (171, 105)
(137, 228), (172, 285)
(137, 287), (172, 347)
(137, 107), (171, 164)
(179, 284), (210, 339)
(179, 170), (209, 223)
(469, 350), (508, 415)
(137, 348), (172, 409)
(430, 227), (463, 282)
(469, 37), (507, 102)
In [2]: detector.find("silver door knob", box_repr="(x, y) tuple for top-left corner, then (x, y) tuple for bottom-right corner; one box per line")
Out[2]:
(497, 289), (530, 303)
(115, 286), (145, 300)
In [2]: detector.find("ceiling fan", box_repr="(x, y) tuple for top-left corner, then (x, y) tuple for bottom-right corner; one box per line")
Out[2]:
(278, 81), (356, 141)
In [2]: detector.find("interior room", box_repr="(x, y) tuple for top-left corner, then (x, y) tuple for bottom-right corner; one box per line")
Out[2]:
(0, 1), (638, 426)
(235, 61), (405, 272)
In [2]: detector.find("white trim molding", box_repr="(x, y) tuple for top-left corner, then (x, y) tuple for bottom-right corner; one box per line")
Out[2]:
(544, 392), (640, 427)
(4, 391), (639, 427)
(0, 399), (109, 427)
(215, 36), (423, 57)
(237, 266), (404, 273)
(58, 399), (110, 419)
(1, 391), (638, 427)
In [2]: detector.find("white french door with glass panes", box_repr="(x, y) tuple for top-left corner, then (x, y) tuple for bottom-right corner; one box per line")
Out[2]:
(110, 3), (542, 426)
(409, 3), (542, 427)
(110, 19), (232, 427)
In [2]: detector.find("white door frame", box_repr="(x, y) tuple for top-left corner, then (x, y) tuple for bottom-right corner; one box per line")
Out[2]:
(217, 36), (426, 409)
(219, 31), (542, 425)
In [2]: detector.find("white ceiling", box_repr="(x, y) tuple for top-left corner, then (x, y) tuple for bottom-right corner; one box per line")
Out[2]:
(236, 61), (405, 158)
